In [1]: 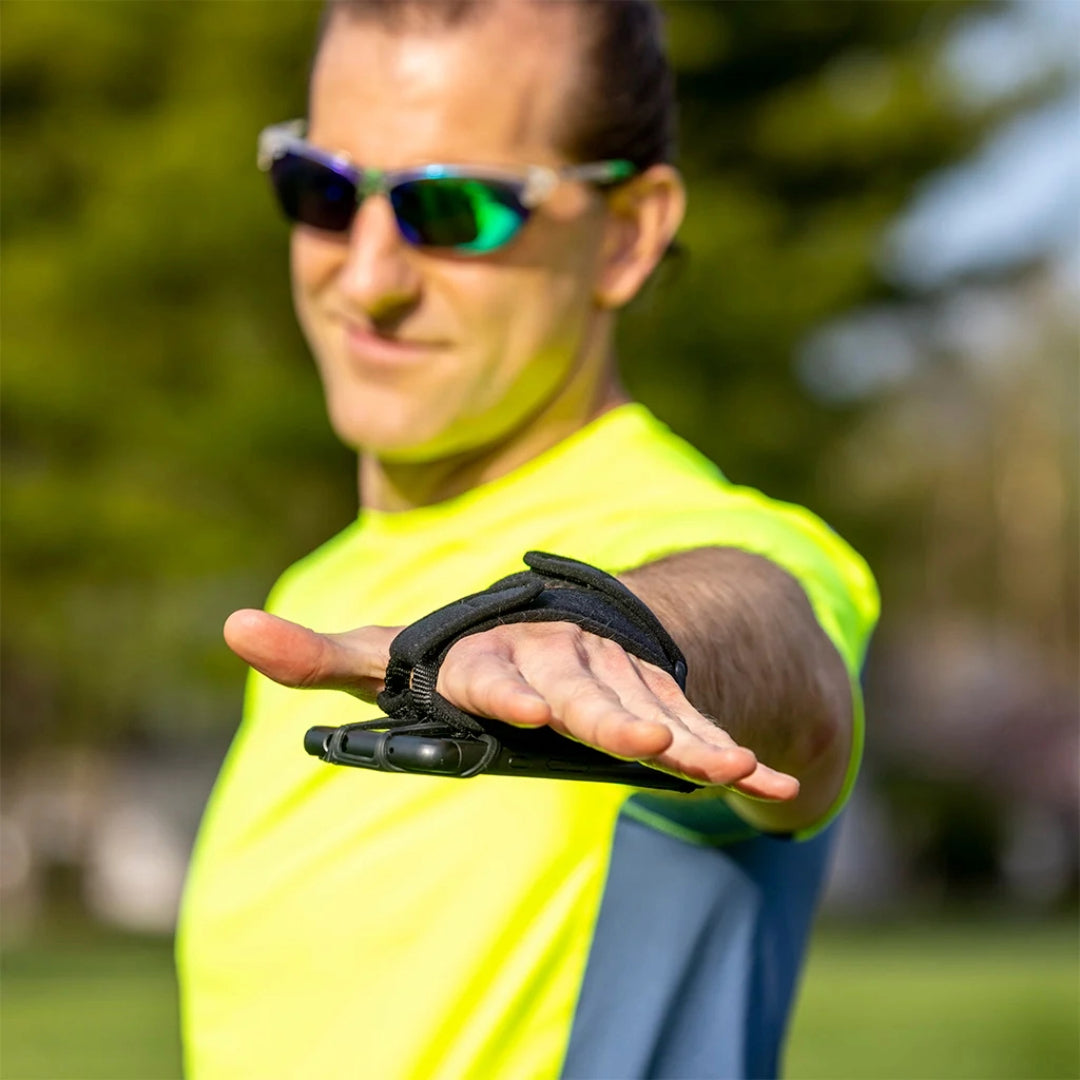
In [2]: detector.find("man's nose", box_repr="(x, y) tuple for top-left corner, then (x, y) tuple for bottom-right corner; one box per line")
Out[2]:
(337, 195), (422, 324)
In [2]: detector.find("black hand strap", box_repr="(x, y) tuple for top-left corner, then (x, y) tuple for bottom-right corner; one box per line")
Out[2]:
(372, 551), (688, 747)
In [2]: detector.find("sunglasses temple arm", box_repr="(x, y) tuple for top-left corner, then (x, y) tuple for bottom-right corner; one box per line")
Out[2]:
(521, 160), (634, 207)
(562, 161), (636, 184)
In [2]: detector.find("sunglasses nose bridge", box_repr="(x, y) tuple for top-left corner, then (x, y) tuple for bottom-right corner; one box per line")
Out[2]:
(352, 180), (416, 250)
(354, 170), (422, 247)
(336, 189), (423, 315)
(356, 168), (388, 201)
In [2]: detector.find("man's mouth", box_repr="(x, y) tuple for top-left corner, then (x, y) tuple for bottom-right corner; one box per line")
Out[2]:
(342, 319), (447, 368)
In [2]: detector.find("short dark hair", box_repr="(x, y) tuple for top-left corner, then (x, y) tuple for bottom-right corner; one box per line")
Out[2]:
(318, 0), (677, 170)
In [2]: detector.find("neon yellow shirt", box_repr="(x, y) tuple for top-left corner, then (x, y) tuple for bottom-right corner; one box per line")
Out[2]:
(178, 404), (877, 1079)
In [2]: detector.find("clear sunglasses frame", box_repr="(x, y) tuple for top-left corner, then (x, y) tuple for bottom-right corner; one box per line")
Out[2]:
(256, 120), (635, 210)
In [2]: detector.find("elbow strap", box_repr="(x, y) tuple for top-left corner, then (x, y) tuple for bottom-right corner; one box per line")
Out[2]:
(375, 550), (688, 738)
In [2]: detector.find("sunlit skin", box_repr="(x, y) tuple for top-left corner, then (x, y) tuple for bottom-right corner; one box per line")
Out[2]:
(225, 0), (820, 811)
(293, 3), (633, 506)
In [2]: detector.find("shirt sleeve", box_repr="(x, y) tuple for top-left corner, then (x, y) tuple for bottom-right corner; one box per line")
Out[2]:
(581, 487), (880, 838)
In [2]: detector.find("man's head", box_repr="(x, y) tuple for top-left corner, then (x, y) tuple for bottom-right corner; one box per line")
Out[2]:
(288, 0), (684, 467)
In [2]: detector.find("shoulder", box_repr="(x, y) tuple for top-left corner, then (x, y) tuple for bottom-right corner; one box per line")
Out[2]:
(262, 517), (368, 619)
(570, 407), (879, 672)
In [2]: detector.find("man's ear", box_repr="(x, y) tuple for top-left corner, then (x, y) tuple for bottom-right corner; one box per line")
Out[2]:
(593, 164), (686, 309)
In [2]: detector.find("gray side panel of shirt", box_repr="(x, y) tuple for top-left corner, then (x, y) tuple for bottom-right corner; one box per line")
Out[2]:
(559, 814), (834, 1080)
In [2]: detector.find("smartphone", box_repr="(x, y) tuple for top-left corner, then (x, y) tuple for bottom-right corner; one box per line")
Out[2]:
(304, 722), (696, 793)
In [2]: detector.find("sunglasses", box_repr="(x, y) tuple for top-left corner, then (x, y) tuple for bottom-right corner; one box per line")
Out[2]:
(257, 121), (635, 255)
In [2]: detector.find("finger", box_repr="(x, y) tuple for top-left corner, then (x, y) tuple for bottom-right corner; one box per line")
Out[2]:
(544, 675), (675, 758)
(649, 738), (758, 787)
(726, 762), (801, 801)
(646, 731), (800, 800)
(673, 708), (801, 799)
(583, 662), (752, 779)
(223, 609), (397, 701)
(437, 652), (553, 727)
(504, 633), (674, 756)
(442, 632), (671, 753)
(611, 672), (801, 798)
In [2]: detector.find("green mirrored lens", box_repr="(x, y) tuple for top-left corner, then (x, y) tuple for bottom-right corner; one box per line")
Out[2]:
(391, 178), (527, 252)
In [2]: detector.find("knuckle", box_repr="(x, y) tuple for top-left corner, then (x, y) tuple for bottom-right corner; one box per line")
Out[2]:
(561, 690), (618, 730)
(589, 638), (636, 674)
(644, 668), (687, 705)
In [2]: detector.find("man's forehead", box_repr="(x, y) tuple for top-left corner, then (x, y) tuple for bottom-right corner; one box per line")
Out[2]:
(310, 0), (586, 165)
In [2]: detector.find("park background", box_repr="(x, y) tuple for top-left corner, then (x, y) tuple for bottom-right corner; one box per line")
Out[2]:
(1, 1), (1077, 1077)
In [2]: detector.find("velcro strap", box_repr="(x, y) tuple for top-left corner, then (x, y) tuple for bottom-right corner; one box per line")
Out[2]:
(375, 551), (687, 738)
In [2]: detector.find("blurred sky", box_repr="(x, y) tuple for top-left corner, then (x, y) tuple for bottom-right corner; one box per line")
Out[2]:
(886, 0), (1080, 288)
(800, 0), (1079, 404)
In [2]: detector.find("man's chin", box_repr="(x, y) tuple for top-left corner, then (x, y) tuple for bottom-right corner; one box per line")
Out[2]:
(329, 416), (457, 464)
(327, 403), (535, 467)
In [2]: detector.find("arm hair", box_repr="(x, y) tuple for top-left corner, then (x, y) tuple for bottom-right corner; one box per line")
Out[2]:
(621, 547), (853, 833)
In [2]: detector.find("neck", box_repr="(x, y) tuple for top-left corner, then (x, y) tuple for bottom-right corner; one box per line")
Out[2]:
(358, 355), (629, 513)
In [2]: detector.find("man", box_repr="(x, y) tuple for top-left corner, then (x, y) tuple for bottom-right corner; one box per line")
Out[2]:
(177, 1), (878, 1077)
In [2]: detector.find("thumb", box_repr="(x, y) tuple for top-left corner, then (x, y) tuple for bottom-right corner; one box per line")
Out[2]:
(223, 609), (398, 702)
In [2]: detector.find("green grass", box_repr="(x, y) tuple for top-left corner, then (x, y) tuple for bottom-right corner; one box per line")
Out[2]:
(786, 920), (1080, 1080)
(1, 920), (1076, 1079)
(1, 929), (181, 1080)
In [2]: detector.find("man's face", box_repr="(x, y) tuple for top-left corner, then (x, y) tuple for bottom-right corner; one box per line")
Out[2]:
(293, 3), (615, 462)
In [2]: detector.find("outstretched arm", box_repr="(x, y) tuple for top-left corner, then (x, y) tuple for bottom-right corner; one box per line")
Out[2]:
(224, 546), (852, 833)
(620, 547), (853, 833)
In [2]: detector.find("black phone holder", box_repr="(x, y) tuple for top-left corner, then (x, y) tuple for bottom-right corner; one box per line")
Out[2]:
(303, 551), (696, 794)
(305, 723), (695, 792)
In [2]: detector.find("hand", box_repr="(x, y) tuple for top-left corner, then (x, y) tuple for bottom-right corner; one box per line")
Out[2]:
(223, 611), (799, 801)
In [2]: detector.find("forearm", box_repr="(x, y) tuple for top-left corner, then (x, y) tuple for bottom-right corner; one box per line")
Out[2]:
(621, 547), (853, 832)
